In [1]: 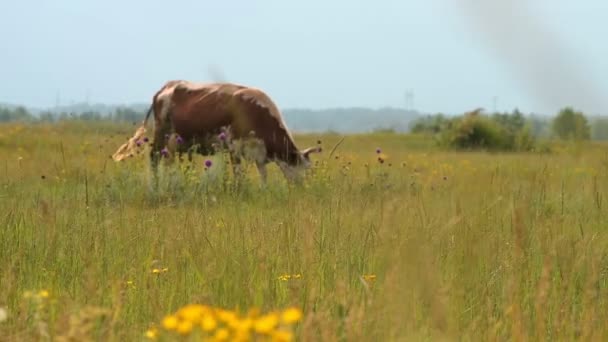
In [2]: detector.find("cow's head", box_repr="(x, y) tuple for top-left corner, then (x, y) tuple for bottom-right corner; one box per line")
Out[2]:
(299, 146), (323, 167)
(277, 146), (322, 183)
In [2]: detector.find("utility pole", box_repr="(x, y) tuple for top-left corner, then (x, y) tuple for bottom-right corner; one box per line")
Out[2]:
(405, 89), (415, 111)
(55, 91), (61, 109)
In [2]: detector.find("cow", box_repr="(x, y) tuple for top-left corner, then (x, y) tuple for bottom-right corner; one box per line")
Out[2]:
(113, 80), (322, 183)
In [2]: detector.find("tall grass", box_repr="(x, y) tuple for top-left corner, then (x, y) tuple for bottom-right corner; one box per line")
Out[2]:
(1, 121), (607, 341)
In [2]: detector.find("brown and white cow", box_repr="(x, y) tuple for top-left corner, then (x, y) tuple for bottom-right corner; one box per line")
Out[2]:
(113, 80), (322, 183)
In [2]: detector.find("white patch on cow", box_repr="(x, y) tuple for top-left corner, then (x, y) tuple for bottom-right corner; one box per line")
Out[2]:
(234, 88), (294, 141)
(230, 137), (267, 165)
(156, 86), (177, 122)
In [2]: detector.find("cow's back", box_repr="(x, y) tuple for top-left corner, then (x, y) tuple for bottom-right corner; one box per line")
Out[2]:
(169, 82), (241, 139)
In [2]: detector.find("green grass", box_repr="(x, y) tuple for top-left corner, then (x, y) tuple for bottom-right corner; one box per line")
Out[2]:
(1, 121), (608, 341)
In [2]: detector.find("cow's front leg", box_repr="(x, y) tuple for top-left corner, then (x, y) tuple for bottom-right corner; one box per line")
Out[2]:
(230, 153), (244, 181)
(256, 161), (268, 186)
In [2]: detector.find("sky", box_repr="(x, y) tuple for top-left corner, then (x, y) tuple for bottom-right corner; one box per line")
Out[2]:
(1, 0), (607, 115)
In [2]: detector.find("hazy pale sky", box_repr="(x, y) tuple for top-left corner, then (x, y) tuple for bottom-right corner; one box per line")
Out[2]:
(1, 0), (607, 115)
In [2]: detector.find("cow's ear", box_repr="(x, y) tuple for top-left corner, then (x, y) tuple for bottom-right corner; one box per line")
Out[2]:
(302, 146), (322, 158)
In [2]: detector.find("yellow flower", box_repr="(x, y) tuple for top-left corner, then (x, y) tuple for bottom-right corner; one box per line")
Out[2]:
(235, 317), (253, 332)
(271, 330), (294, 342)
(281, 307), (302, 324)
(215, 309), (237, 325)
(214, 328), (230, 341)
(201, 314), (218, 332)
(362, 274), (377, 282)
(152, 269), (161, 274)
(247, 307), (261, 319)
(178, 304), (206, 323)
(292, 274), (302, 279)
(176, 319), (194, 336)
(162, 315), (179, 330)
(144, 327), (158, 340)
(38, 290), (50, 299)
(254, 313), (279, 334)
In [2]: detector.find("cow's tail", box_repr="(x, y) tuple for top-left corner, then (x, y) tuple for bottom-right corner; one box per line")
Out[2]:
(111, 103), (153, 162)
(142, 103), (154, 127)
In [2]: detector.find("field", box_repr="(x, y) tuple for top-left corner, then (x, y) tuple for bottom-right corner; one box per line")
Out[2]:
(1, 121), (608, 341)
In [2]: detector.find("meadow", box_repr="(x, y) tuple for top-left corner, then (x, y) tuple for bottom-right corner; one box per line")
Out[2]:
(1, 121), (608, 341)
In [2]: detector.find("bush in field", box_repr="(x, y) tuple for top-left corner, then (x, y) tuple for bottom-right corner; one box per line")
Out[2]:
(431, 109), (535, 151)
(552, 107), (590, 140)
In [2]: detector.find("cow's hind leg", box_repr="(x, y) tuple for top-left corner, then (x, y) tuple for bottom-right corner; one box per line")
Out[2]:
(150, 121), (172, 183)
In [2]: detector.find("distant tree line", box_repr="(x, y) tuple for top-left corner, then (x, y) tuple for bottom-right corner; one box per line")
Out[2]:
(409, 106), (602, 151)
(0, 106), (145, 124)
(1, 104), (607, 144)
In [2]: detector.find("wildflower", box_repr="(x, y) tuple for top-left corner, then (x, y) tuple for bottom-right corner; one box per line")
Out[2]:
(214, 328), (230, 341)
(272, 330), (294, 342)
(143, 137), (149, 143)
(362, 274), (377, 282)
(205, 159), (213, 168)
(162, 315), (179, 330)
(281, 307), (302, 324)
(218, 132), (227, 141)
(216, 309), (237, 325)
(176, 319), (194, 336)
(201, 314), (218, 331)
(0, 307), (7, 323)
(136, 140), (142, 147)
(178, 304), (206, 323)
(144, 327), (158, 340)
(254, 313), (279, 334)
(38, 290), (50, 298)
(152, 268), (168, 274)
(161, 148), (169, 157)
(176, 135), (184, 144)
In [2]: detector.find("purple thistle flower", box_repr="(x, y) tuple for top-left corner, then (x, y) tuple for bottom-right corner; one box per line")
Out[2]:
(176, 136), (184, 144)
(161, 147), (169, 157)
(136, 140), (142, 147)
(143, 137), (149, 143)
(376, 147), (382, 154)
(218, 132), (227, 141)
(204, 159), (213, 168)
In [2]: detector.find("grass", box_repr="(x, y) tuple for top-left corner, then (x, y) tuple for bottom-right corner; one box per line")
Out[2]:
(1, 120), (608, 341)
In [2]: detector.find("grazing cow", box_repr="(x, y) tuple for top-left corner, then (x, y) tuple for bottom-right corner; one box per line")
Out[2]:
(113, 80), (322, 183)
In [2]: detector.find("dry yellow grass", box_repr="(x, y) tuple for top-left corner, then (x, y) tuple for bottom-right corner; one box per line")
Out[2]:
(1, 121), (607, 341)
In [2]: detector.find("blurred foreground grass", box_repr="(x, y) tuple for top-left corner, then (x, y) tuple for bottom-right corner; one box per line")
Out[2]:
(1, 121), (608, 341)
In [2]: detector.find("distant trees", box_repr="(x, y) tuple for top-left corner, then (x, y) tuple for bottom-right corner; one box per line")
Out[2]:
(590, 117), (608, 140)
(551, 107), (590, 140)
(0, 106), (35, 122)
(410, 109), (535, 151)
(0, 106), (145, 123)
